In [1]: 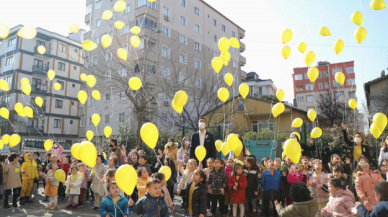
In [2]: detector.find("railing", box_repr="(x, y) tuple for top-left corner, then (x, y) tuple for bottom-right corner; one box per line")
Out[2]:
(31, 83), (48, 93)
(34, 45), (51, 55)
(1, 65), (13, 73)
(28, 126), (45, 133)
(240, 42), (246, 52)
(5, 45), (16, 53)
(240, 56), (246, 66)
(32, 65), (49, 73)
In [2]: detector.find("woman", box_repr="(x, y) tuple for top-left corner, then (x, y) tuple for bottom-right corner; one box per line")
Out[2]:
(290, 132), (318, 157)
(378, 135), (388, 165)
(177, 137), (190, 164)
(164, 138), (178, 169)
(127, 150), (140, 170)
(3, 153), (22, 208)
(341, 123), (371, 165)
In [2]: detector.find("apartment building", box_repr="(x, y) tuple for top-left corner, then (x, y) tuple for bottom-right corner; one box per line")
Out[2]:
(244, 72), (277, 98)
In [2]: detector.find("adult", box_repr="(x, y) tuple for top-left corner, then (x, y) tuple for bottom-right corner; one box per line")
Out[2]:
(189, 117), (216, 167)
(228, 134), (247, 160)
(164, 138), (178, 169)
(378, 135), (388, 165)
(49, 142), (64, 159)
(127, 150), (140, 170)
(289, 132), (319, 158)
(341, 123), (371, 166)
(3, 153), (22, 208)
(177, 137), (190, 164)
(108, 139), (121, 159)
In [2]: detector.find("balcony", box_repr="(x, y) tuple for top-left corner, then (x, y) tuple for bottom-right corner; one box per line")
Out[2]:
(240, 41), (245, 52)
(1, 65), (14, 73)
(33, 45), (51, 55)
(240, 56), (246, 66)
(31, 83), (48, 93)
(241, 70), (247, 79)
(84, 31), (92, 40)
(140, 28), (158, 44)
(136, 6), (158, 19)
(85, 14), (91, 24)
(5, 45), (16, 53)
(32, 65), (49, 73)
(239, 29), (245, 39)
(28, 126), (45, 133)
(137, 49), (158, 62)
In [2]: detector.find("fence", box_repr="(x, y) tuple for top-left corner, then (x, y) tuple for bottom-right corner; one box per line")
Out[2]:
(245, 140), (278, 160)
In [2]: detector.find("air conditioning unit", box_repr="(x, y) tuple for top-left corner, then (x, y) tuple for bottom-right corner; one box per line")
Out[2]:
(163, 101), (170, 106)
(164, 15), (169, 21)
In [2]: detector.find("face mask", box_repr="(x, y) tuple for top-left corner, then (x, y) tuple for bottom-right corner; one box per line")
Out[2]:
(184, 141), (189, 146)
(168, 142), (173, 146)
(199, 122), (205, 130)
(354, 138), (362, 144)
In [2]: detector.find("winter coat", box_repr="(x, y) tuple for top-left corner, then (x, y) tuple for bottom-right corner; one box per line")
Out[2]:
(208, 167), (228, 195)
(161, 186), (173, 208)
(244, 167), (259, 198)
(343, 129), (371, 165)
(42, 169), (59, 186)
(225, 166), (233, 179)
(99, 194), (130, 217)
(354, 170), (385, 212)
(287, 172), (307, 185)
(228, 174), (247, 204)
(356, 201), (388, 217)
(137, 177), (150, 199)
(177, 147), (189, 163)
(4, 161), (22, 190)
(165, 142), (179, 169)
(132, 192), (169, 217)
(178, 170), (194, 190)
(378, 147), (388, 165)
(328, 174), (349, 187)
(109, 146), (122, 161)
(310, 171), (329, 203)
(322, 188), (355, 217)
(49, 144), (64, 158)
(276, 186), (318, 217)
(21, 155), (38, 180)
(91, 163), (107, 196)
(65, 174), (83, 195)
(281, 164), (292, 198)
(258, 169), (283, 193)
(180, 181), (207, 216)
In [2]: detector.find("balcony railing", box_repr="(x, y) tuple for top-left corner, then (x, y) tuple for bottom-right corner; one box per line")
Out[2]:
(1, 65), (13, 73)
(31, 83), (48, 93)
(34, 45), (51, 55)
(28, 126), (45, 133)
(32, 65), (49, 73)
(5, 45), (16, 53)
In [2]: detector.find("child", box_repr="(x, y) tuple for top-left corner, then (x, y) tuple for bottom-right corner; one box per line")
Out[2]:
(20, 152), (38, 205)
(41, 162), (61, 210)
(78, 163), (89, 206)
(104, 169), (124, 195)
(108, 158), (119, 170)
(178, 159), (197, 215)
(100, 181), (130, 217)
(89, 154), (107, 210)
(228, 163), (247, 217)
(258, 159), (282, 217)
(274, 158), (283, 172)
(139, 155), (152, 176)
(287, 164), (307, 185)
(31, 157), (42, 200)
(300, 156), (310, 174)
(208, 158), (228, 217)
(130, 178), (169, 217)
(65, 165), (83, 210)
(178, 169), (208, 217)
(356, 181), (388, 216)
(225, 159), (234, 212)
(310, 160), (329, 217)
(154, 173), (173, 211)
(321, 178), (355, 217)
(244, 156), (259, 216)
(328, 154), (351, 175)
(136, 167), (150, 199)
(354, 156), (384, 212)
(328, 165), (348, 187)
(203, 157), (215, 217)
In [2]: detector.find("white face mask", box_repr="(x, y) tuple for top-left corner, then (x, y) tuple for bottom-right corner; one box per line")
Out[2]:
(354, 137), (362, 144)
(184, 141), (189, 146)
(199, 122), (206, 130)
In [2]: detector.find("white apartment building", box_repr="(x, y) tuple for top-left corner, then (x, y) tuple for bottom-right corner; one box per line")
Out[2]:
(244, 72), (277, 98)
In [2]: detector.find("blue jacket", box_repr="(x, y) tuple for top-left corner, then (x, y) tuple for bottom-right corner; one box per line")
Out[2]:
(357, 201), (388, 217)
(99, 194), (130, 217)
(257, 169), (283, 192)
(131, 192), (169, 217)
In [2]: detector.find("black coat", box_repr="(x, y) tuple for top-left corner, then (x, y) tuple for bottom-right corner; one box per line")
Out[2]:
(342, 130), (371, 165)
(189, 131), (216, 167)
(180, 181), (207, 216)
(243, 167), (259, 198)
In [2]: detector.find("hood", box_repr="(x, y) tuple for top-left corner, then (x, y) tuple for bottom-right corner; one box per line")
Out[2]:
(328, 173), (347, 180)
(332, 188), (355, 201)
(292, 199), (318, 216)
(24, 154), (32, 163)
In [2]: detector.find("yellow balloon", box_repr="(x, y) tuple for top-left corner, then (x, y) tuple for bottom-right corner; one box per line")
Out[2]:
(218, 37), (230, 53)
(0, 23), (10, 39)
(70, 24), (79, 34)
(174, 91), (188, 107)
(21, 83), (31, 95)
(276, 89), (285, 101)
(305, 51), (316, 66)
(92, 90), (101, 100)
(239, 83), (249, 99)
(298, 42), (307, 53)
(79, 141), (97, 168)
(291, 118), (303, 128)
(102, 10), (113, 20)
(373, 112), (388, 132)
(20, 78), (29, 85)
(114, 0), (127, 11)
(0, 80), (10, 91)
(333, 39), (344, 55)
(272, 102), (285, 118)
(319, 27), (331, 36)
(130, 35), (141, 48)
(17, 26), (37, 39)
(234, 141), (243, 157)
(86, 75), (96, 88)
(227, 133), (239, 152)
(311, 127), (323, 138)
(370, 123), (383, 139)
(53, 83), (62, 91)
(351, 11), (363, 26)
(82, 40), (98, 51)
(130, 26), (141, 35)
(172, 99), (183, 114)
(116, 165), (137, 195)
(308, 109), (317, 122)
(354, 26), (367, 44)
(128, 77), (142, 90)
(115, 21), (126, 30)
(37, 45), (46, 54)
(217, 88), (230, 102)
(211, 57), (223, 73)
(140, 123), (159, 149)
(158, 166), (172, 181)
(0, 140), (3, 150)
(0, 107), (10, 119)
(86, 130), (94, 141)
(47, 70), (56, 81)
(44, 139), (53, 152)
(283, 139), (301, 164)
(78, 90), (88, 104)
(101, 34), (112, 48)
(104, 126), (112, 138)
(370, 0), (386, 10)
(9, 134), (21, 148)
(215, 140), (223, 152)
(55, 169), (66, 182)
(307, 66), (319, 83)
(71, 143), (81, 160)
(117, 48), (128, 61)
(17, 109), (25, 117)
(224, 73), (234, 87)
(221, 142), (230, 156)
(2, 134), (9, 145)
(348, 99), (357, 110)
(23, 107), (33, 118)
(229, 37), (240, 49)
(281, 45), (291, 59)
(282, 29), (293, 44)
(34, 97), (43, 107)
(80, 73), (87, 81)
(221, 52), (231, 66)
(335, 72), (345, 85)
(15, 103), (23, 113)
(195, 146), (207, 162)
(92, 113), (101, 127)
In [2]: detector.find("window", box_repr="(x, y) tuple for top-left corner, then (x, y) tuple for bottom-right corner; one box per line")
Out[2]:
(136, 17), (157, 31)
(180, 34), (187, 44)
(91, 56), (98, 65)
(90, 97), (95, 105)
(55, 99), (63, 109)
(181, 0), (186, 7)
(180, 16), (186, 25)
(121, 68), (127, 77)
(137, 0), (156, 9)
(105, 93), (111, 101)
(163, 6), (169, 17)
(297, 96), (304, 103)
(80, 115), (85, 127)
(89, 117), (93, 126)
(333, 80), (341, 87)
(324, 71), (329, 78)
(214, 35), (217, 42)
(307, 96), (314, 102)
(232, 31), (236, 37)
(122, 25), (130, 34)
(72, 84), (75, 88)
(324, 82), (330, 89)
(96, 19), (101, 27)
(222, 25), (226, 32)
(161, 113), (168, 123)
(332, 67), (342, 75)
(295, 74), (303, 80)
(58, 62), (65, 71)
(253, 120), (274, 132)
(94, 37), (100, 45)
(147, 65), (155, 74)
(334, 92), (345, 99)
(232, 48), (237, 53)
(233, 61), (237, 68)
(194, 42), (201, 51)
(305, 84), (313, 91)
(71, 101), (74, 105)
(7, 38), (16, 47)
(162, 26), (170, 37)
(5, 56), (14, 66)
(70, 120), (73, 125)
(105, 115), (110, 124)
(139, 39), (145, 49)
(179, 73), (187, 84)
(124, 5), (130, 14)
(296, 85), (303, 91)
(194, 7), (200, 15)
(179, 53), (187, 64)
(194, 59), (201, 69)
(161, 68), (170, 79)
(106, 52), (113, 61)
(347, 79), (356, 85)
(54, 119), (62, 128)
(57, 80), (64, 90)
(161, 46), (170, 58)
(95, 0), (101, 10)
(59, 43), (67, 53)
(304, 73), (308, 80)
(213, 19), (217, 26)
(318, 71), (322, 78)
(160, 92), (168, 101)
(86, 3), (92, 14)
(194, 24), (200, 33)
(119, 113), (125, 123)
(195, 78), (201, 88)
(4, 76), (12, 86)
(105, 70), (111, 81)
(346, 67), (354, 74)
(319, 83), (323, 90)
(120, 92), (126, 100)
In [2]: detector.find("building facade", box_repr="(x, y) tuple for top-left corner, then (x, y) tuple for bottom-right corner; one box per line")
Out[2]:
(244, 72), (277, 98)
(0, 25), (84, 151)
(364, 71), (388, 125)
(292, 61), (356, 111)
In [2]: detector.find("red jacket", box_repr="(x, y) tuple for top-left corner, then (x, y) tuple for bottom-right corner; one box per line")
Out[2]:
(228, 174), (247, 204)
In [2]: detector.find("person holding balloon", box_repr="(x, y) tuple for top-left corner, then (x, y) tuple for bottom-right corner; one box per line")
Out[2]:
(40, 162), (61, 210)
(89, 154), (107, 210)
(99, 181), (130, 217)
(208, 158), (228, 217)
(341, 123), (371, 166)
(190, 118), (216, 168)
(154, 173), (174, 211)
(20, 152), (38, 205)
(3, 153), (22, 209)
(49, 142), (64, 161)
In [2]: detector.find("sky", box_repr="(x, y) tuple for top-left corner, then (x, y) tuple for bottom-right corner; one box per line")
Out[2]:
(1, 0), (387, 109)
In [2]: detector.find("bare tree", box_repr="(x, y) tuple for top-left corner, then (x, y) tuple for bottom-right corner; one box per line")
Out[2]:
(318, 90), (355, 126)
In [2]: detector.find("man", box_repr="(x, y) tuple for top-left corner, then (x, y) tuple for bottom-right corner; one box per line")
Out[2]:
(189, 117), (216, 167)
(109, 139), (121, 159)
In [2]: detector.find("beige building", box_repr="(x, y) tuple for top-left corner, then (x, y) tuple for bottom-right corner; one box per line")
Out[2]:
(0, 25), (84, 151)
(80, 0), (246, 139)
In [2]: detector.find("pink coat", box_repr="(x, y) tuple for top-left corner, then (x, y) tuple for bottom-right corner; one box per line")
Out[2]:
(49, 144), (64, 158)
(354, 170), (384, 212)
(225, 166), (233, 179)
(322, 188), (355, 217)
(287, 172), (307, 185)
(310, 172), (329, 203)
